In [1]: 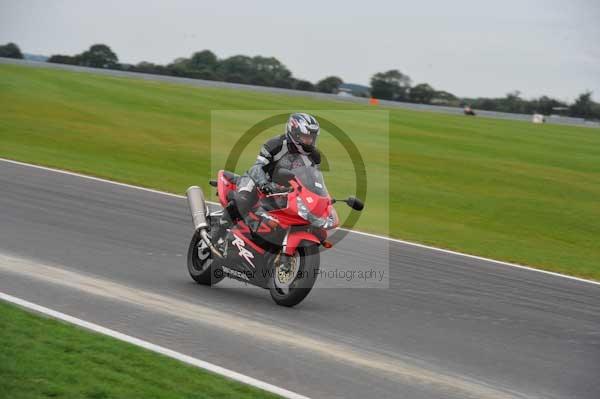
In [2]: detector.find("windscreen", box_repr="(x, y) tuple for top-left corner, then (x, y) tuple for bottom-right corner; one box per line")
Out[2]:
(292, 166), (328, 197)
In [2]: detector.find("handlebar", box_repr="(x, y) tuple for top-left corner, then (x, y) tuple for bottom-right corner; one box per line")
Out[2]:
(265, 186), (294, 197)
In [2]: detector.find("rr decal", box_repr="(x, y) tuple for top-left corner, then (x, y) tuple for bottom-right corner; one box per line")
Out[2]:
(232, 235), (255, 268)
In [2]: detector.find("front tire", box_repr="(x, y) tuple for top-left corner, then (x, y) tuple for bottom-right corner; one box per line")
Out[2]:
(187, 230), (223, 286)
(269, 246), (320, 307)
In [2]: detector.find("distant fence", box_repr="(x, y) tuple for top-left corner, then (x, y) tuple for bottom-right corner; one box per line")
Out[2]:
(2, 57), (598, 129)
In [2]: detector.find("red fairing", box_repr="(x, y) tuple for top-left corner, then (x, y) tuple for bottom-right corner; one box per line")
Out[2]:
(284, 230), (322, 256)
(299, 188), (330, 219)
(215, 166), (339, 254)
(269, 179), (331, 222)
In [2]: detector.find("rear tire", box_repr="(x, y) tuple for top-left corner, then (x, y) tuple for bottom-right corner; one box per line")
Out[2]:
(187, 230), (223, 286)
(269, 246), (320, 307)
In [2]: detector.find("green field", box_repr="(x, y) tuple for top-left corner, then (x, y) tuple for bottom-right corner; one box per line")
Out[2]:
(1, 64), (599, 279)
(0, 300), (279, 399)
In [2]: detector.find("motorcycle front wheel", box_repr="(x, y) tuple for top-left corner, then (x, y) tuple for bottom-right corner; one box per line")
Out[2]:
(269, 246), (320, 307)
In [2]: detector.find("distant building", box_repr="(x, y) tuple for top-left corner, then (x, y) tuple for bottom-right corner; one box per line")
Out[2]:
(338, 83), (370, 97)
(337, 88), (353, 97)
(532, 113), (546, 124)
(23, 53), (48, 62)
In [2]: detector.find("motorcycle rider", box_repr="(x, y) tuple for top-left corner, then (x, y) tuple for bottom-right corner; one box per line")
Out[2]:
(217, 113), (321, 272)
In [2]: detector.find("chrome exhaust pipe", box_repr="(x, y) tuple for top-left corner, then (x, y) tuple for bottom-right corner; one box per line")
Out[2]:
(186, 186), (223, 258)
(200, 228), (223, 258)
(186, 186), (209, 230)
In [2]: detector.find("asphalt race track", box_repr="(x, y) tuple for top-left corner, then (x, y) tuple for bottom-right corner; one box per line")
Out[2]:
(1, 159), (599, 398)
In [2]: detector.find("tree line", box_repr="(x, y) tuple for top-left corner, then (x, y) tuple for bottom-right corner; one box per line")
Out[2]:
(462, 90), (599, 120)
(1, 42), (599, 120)
(42, 43), (342, 93)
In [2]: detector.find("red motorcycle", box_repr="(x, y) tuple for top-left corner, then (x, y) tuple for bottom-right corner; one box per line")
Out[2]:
(186, 166), (364, 307)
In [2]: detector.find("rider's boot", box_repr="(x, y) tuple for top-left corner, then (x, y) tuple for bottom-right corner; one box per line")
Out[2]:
(214, 199), (242, 240)
(212, 207), (233, 245)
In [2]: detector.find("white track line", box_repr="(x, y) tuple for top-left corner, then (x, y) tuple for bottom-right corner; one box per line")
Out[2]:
(1, 157), (598, 287)
(0, 291), (309, 399)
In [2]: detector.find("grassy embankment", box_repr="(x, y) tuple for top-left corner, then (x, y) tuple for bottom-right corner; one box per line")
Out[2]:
(1, 64), (599, 279)
(0, 300), (279, 399)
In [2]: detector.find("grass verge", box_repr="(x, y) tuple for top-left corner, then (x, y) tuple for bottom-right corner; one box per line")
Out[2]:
(0, 299), (279, 399)
(0, 64), (599, 280)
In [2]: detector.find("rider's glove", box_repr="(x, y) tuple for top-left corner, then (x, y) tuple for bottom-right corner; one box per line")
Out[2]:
(260, 182), (281, 195)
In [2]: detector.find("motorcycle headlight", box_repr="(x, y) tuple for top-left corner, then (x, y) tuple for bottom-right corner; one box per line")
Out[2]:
(321, 214), (336, 229)
(296, 196), (310, 220)
(296, 197), (335, 229)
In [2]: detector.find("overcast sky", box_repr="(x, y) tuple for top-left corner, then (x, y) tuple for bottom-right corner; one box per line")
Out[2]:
(1, 0), (598, 101)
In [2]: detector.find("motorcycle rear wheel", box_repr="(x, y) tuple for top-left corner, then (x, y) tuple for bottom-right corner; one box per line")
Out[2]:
(187, 230), (224, 286)
(269, 246), (320, 307)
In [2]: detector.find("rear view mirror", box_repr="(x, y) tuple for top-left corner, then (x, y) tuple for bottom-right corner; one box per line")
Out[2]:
(273, 168), (295, 186)
(346, 196), (364, 211)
